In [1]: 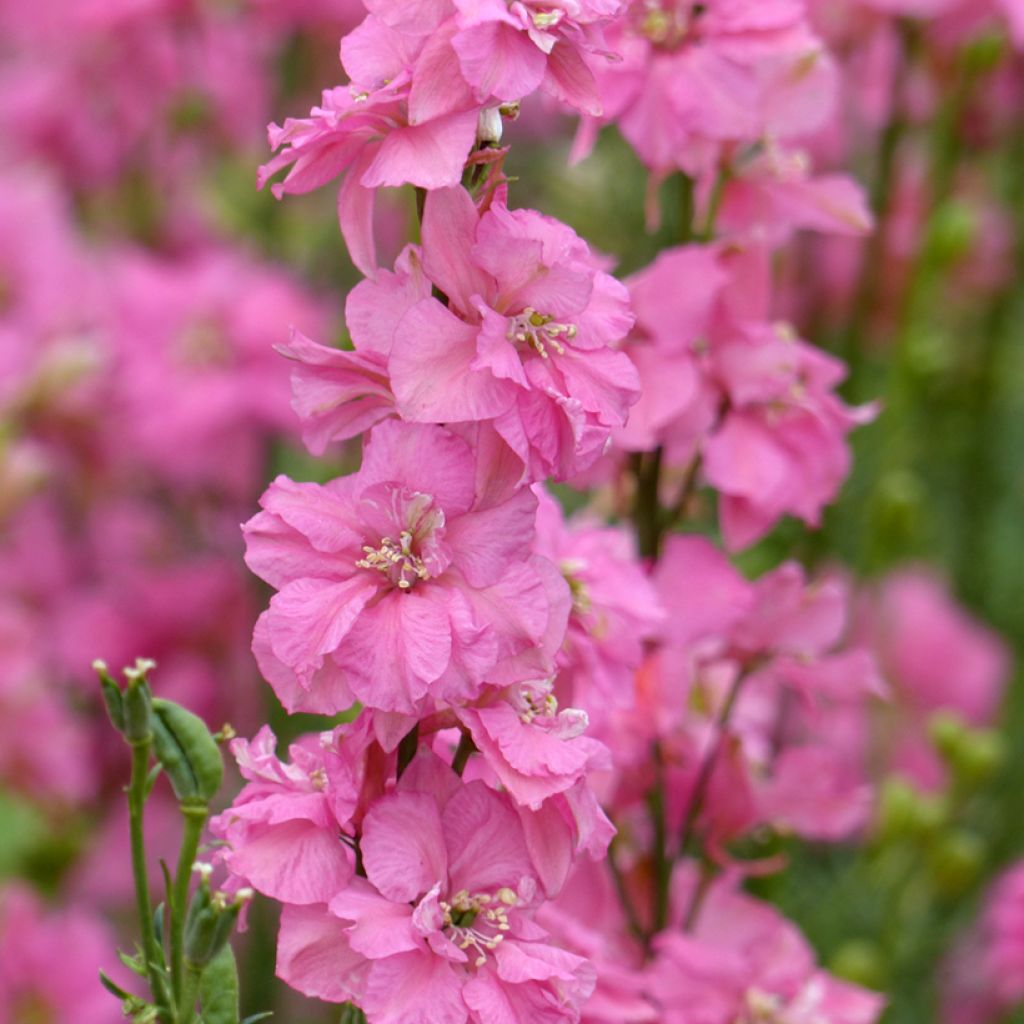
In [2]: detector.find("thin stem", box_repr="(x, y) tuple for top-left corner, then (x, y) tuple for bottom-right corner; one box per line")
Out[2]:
(607, 842), (646, 946)
(632, 448), (664, 559)
(177, 962), (201, 1024)
(396, 724), (420, 779)
(662, 456), (702, 534)
(697, 169), (728, 243)
(170, 807), (208, 1004)
(678, 173), (696, 244)
(681, 859), (714, 932)
(649, 742), (671, 936)
(128, 740), (170, 1021)
(677, 670), (747, 857)
(451, 730), (476, 776)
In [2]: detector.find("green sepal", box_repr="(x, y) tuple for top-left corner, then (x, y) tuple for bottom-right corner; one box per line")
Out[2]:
(153, 903), (165, 950)
(339, 1003), (368, 1024)
(198, 944), (239, 1024)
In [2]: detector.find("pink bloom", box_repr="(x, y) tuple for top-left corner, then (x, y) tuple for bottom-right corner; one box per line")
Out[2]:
(209, 723), (377, 905)
(257, 13), (481, 275)
(105, 244), (332, 498)
(858, 569), (1010, 789)
(575, 0), (838, 178)
(532, 486), (664, 717)
(456, 676), (610, 809)
(278, 755), (596, 1023)
(705, 320), (876, 549)
(449, 0), (624, 115)
(388, 186), (638, 480)
(245, 419), (567, 714)
(649, 880), (884, 1024)
(0, 884), (121, 1024)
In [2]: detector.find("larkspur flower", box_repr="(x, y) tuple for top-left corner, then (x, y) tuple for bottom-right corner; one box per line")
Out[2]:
(244, 419), (568, 714)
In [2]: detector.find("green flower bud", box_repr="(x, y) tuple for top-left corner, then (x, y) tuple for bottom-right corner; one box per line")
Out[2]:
(183, 868), (251, 970)
(930, 830), (985, 895)
(150, 698), (223, 806)
(830, 939), (886, 989)
(93, 660), (125, 734)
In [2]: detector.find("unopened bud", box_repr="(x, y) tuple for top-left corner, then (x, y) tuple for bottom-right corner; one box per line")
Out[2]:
(150, 698), (223, 806)
(183, 875), (250, 969)
(931, 830), (985, 895)
(477, 107), (503, 146)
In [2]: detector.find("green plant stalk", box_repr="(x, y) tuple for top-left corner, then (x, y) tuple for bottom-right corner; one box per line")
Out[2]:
(128, 739), (170, 1021)
(171, 807), (209, 1005)
(177, 962), (202, 1024)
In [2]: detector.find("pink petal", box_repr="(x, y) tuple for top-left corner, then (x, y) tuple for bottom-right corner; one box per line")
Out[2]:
(443, 781), (533, 896)
(361, 792), (448, 902)
(421, 186), (494, 313)
(277, 904), (368, 1004)
(390, 299), (516, 423)
(361, 952), (467, 1024)
(329, 878), (422, 959)
(445, 485), (537, 589)
(542, 39), (601, 115)
(361, 109), (479, 190)
(452, 21), (546, 102)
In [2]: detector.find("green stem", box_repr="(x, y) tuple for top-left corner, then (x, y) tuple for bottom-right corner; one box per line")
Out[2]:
(632, 448), (664, 559)
(451, 730), (476, 776)
(171, 807), (208, 1004)
(397, 724), (420, 779)
(677, 670), (747, 857)
(607, 842), (646, 946)
(649, 742), (671, 935)
(128, 739), (170, 1020)
(177, 962), (202, 1024)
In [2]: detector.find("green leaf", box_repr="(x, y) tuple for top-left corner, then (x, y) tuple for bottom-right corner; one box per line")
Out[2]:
(118, 947), (149, 978)
(198, 943), (239, 1024)
(99, 969), (135, 1001)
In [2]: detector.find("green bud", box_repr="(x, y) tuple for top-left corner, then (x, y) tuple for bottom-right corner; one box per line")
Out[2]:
(123, 675), (154, 745)
(93, 660), (125, 733)
(961, 30), (1006, 75)
(829, 940), (886, 989)
(183, 869), (250, 970)
(931, 829), (985, 895)
(876, 777), (948, 841)
(928, 201), (976, 267)
(928, 710), (966, 761)
(956, 728), (1005, 785)
(150, 698), (223, 805)
(340, 1004), (368, 1024)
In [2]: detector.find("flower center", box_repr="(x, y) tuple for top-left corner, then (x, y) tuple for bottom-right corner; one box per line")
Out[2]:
(635, 1), (705, 48)
(560, 558), (592, 615)
(440, 888), (517, 967)
(356, 531), (430, 590)
(508, 307), (577, 359)
(513, 681), (560, 724)
(741, 988), (784, 1023)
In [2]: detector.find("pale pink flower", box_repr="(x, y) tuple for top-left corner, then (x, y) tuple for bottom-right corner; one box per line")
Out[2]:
(649, 880), (884, 1024)
(257, 12), (481, 276)
(532, 486), (664, 717)
(386, 186), (638, 480)
(456, 676), (611, 809)
(574, 0), (838, 179)
(209, 723), (378, 905)
(278, 754), (596, 1023)
(0, 884), (121, 1024)
(245, 419), (567, 714)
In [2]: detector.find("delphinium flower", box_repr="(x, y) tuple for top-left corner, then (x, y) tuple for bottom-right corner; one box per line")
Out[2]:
(273, 750), (596, 1023)
(244, 419), (569, 714)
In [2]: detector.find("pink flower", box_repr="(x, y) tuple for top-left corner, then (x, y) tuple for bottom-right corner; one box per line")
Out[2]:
(648, 880), (884, 1024)
(278, 755), (596, 1023)
(857, 569), (1010, 790)
(0, 884), (121, 1024)
(449, 0), (624, 116)
(532, 486), (664, 718)
(456, 676), (611, 809)
(704, 320), (876, 549)
(257, 12), (481, 276)
(574, 0), (838, 178)
(209, 723), (377, 906)
(244, 419), (567, 714)
(387, 186), (638, 480)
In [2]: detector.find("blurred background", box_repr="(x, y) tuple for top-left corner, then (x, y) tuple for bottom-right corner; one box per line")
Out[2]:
(0, 1), (1022, 1022)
